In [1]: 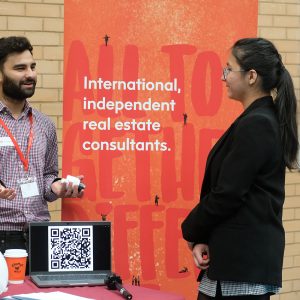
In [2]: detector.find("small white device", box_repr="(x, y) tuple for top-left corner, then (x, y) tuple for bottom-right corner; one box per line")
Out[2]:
(61, 175), (86, 192)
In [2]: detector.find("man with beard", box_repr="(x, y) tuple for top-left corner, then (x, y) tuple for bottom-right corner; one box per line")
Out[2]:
(0, 36), (84, 256)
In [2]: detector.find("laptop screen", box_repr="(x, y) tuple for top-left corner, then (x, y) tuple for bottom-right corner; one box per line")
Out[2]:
(29, 221), (111, 273)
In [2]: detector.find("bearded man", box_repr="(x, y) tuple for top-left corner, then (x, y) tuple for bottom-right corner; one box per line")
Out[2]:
(0, 36), (84, 256)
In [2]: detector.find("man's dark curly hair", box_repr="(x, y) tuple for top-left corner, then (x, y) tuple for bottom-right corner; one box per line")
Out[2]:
(0, 36), (33, 70)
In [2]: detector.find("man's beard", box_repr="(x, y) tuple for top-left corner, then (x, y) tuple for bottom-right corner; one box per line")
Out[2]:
(2, 73), (36, 101)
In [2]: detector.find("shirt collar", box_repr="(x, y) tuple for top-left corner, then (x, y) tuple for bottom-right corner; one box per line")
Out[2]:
(0, 99), (33, 117)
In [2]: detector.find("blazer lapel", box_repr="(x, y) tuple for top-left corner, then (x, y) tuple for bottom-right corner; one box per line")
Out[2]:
(205, 122), (236, 171)
(205, 96), (274, 170)
(199, 122), (237, 196)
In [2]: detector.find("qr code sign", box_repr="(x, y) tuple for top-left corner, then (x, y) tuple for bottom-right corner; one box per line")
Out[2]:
(48, 226), (93, 272)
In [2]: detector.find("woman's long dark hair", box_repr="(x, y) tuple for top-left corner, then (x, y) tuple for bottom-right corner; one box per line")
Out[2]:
(232, 38), (298, 169)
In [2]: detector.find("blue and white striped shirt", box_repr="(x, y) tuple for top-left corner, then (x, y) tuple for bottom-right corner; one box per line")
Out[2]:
(199, 272), (280, 297)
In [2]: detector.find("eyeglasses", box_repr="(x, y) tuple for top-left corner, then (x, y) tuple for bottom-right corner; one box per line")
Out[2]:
(222, 67), (246, 80)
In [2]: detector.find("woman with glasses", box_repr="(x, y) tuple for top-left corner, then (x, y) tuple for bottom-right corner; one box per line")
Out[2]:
(182, 37), (298, 300)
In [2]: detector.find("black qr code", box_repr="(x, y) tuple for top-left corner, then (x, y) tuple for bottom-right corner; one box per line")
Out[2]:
(48, 226), (93, 271)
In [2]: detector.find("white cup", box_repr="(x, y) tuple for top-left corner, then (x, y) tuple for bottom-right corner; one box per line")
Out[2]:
(4, 249), (28, 284)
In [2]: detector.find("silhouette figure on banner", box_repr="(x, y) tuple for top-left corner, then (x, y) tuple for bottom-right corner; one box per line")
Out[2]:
(101, 214), (107, 221)
(154, 195), (159, 206)
(183, 113), (188, 125)
(179, 266), (188, 273)
(103, 34), (110, 46)
(132, 275), (140, 286)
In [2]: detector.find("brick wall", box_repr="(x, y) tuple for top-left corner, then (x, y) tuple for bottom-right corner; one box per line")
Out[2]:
(0, 0), (299, 299)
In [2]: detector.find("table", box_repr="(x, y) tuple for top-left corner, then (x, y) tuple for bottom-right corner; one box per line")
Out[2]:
(0, 278), (185, 300)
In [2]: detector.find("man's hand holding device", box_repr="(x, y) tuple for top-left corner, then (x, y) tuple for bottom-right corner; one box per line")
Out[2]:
(51, 175), (85, 198)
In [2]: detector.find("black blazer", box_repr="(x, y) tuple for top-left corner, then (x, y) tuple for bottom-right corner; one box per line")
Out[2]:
(182, 96), (285, 286)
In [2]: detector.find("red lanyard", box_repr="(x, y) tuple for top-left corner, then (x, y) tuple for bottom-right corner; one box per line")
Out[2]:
(0, 113), (34, 172)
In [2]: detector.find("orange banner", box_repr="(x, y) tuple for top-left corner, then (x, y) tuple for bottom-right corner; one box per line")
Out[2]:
(63, 1), (258, 299)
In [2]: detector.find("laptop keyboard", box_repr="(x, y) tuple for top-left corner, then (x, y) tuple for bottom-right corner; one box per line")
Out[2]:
(37, 274), (107, 281)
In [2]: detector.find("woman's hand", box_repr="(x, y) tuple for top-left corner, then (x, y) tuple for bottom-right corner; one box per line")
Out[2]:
(192, 243), (210, 270)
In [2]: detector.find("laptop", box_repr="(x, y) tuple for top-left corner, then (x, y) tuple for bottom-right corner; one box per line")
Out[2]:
(29, 221), (112, 287)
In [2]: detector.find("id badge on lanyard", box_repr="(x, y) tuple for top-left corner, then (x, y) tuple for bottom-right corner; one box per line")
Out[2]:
(0, 112), (40, 198)
(17, 176), (39, 198)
